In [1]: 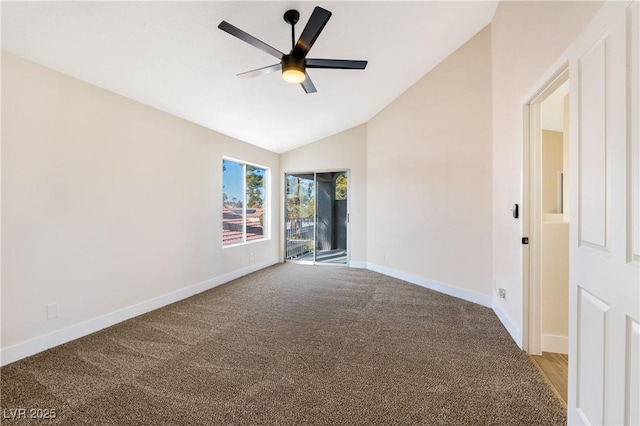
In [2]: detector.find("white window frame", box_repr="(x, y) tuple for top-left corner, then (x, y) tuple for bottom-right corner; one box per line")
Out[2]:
(222, 156), (270, 247)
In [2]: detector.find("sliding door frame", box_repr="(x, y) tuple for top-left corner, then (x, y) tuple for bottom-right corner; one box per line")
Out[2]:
(283, 168), (351, 266)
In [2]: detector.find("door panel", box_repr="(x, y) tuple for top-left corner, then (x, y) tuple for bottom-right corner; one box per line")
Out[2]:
(315, 172), (348, 264)
(629, 1), (640, 265)
(578, 36), (607, 250)
(316, 175), (333, 252)
(568, 2), (640, 424)
(628, 319), (640, 425)
(576, 288), (609, 424)
(285, 173), (316, 262)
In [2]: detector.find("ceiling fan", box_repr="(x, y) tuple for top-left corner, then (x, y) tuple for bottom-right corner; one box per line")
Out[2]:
(218, 6), (368, 94)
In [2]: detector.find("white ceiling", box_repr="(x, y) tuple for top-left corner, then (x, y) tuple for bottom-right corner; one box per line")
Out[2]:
(2, 1), (498, 153)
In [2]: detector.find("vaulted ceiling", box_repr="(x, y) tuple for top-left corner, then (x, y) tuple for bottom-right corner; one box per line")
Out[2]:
(2, 1), (498, 153)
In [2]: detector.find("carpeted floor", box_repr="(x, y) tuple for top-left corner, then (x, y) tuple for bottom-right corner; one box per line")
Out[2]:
(1, 264), (566, 425)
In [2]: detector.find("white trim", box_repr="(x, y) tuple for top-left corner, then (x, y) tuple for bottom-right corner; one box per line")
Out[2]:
(492, 298), (523, 349)
(0, 258), (279, 367)
(522, 101), (534, 354)
(522, 53), (570, 355)
(366, 262), (492, 308)
(541, 333), (569, 354)
(222, 155), (269, 171)
(222, 157), (271, 247)
(349, 260), (368, 269)
(521, 50), (570, 106)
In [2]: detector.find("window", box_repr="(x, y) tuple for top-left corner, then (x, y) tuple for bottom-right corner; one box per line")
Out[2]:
(222, 159), (268, 246)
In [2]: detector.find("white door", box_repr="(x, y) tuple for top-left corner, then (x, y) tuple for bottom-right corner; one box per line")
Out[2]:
(568, 1), (640, 425)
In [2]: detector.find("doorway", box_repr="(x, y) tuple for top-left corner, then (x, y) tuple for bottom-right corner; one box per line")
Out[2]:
(524, 69), (570, 404)
(536, 77), (570, 356)
(285, 171), (348, 265)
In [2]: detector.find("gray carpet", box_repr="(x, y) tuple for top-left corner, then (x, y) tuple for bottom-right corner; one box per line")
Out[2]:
(1, 264), (566, 425)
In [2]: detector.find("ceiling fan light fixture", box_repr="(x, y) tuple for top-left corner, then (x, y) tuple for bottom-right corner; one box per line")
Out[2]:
(282, 55), (306, 83)
(282, 68), (305, 84)
(219, 6), (366, 93)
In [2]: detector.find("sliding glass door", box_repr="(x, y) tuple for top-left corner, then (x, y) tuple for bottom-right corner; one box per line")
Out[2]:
(285, 171), (348, 265)
(314, 172), (348, 264)
(285, 173), (316, 263)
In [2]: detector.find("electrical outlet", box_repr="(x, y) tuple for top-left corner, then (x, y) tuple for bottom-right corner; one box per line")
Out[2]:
(249, 252), (254, 261)
(47, 304), (58, 320)
(498, 288), (506, 299)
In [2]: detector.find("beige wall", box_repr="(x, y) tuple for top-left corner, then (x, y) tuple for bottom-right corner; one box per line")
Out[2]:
(1, 52), (280, 351)
(562, 94), (570, 222)
(491, 1), (603, 343)
(541, 221), (569, 353)
(540, 109), (570, 354)
(366, 26), (493, 301)
(279, 125), (367, 264)
(542, 130), (564, 214)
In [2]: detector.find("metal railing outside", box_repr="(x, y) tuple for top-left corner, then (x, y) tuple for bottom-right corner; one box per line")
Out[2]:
(286, 216), (314, 259)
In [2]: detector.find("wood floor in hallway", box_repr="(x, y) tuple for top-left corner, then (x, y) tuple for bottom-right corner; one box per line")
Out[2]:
(529, 352), (569, 406)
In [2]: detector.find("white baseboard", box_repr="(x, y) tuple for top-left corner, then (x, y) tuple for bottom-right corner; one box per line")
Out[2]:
(366, 262), (492, 308)
(492, 298), (522, 349)
(349, 260), (368, 269)
(363, 263), (523, 350)
(542, 334), (568, 354)
(0, 258), (279, 366)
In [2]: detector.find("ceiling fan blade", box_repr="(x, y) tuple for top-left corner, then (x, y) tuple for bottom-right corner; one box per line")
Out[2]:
(306, 59), (368, 70)
(292, 7), (332, 59)
(237, 63), (282, 79)
(218, 21), (284, 60)
(300, 73), (317, 94)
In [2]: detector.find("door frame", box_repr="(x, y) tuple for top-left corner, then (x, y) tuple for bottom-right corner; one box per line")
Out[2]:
(522, 62), (569, 355)
(283, 168), (351, 266)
